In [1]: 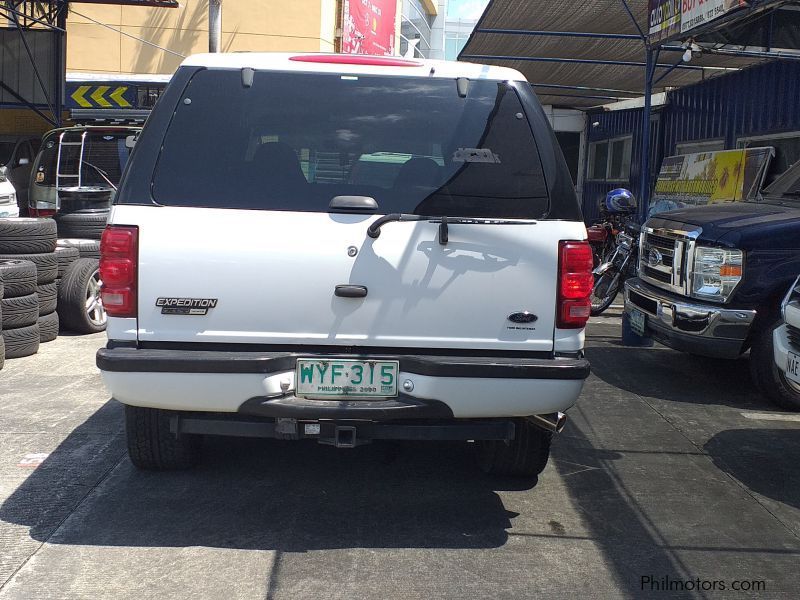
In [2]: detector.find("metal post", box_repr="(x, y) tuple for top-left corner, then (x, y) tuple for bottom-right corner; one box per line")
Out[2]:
(55, 1), (67, 126)
(639, 48), (654, 222)
(209, 0), (222, 53)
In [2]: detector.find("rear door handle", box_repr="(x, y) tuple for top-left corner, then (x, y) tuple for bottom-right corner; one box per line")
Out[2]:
(335, 285), (368, 298)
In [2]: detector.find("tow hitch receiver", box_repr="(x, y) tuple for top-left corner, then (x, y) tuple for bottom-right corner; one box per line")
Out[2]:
(332, 426), (357, 448)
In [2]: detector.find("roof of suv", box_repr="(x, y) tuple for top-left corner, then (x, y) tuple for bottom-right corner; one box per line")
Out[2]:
(180, 52), (527, 83)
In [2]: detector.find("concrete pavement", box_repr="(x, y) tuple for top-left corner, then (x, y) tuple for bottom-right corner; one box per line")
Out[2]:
(0, 319), (798, 599)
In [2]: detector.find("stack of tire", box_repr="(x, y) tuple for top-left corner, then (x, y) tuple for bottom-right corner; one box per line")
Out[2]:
(0, 218), (59, 363)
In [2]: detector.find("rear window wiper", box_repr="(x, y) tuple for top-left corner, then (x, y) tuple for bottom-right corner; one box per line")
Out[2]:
(367, 213), (537, 245)
(81, 161), (117, 191)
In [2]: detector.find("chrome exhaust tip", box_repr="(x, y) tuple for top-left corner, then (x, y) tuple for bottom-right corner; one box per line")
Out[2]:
(528, 412), (567, 434)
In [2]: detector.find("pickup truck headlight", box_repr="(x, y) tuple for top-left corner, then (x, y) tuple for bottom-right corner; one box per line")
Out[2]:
(690, 246), (743, 302)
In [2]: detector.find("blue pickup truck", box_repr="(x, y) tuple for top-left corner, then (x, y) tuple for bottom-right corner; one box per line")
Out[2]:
(624, 160), (800, 410)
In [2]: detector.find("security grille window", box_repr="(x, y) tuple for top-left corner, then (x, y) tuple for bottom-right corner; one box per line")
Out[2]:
(588, 136), (632, 182)
(152, 70), (551, 219)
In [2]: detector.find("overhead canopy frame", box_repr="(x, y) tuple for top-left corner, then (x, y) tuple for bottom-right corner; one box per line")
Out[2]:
(458, 0), (800, 214)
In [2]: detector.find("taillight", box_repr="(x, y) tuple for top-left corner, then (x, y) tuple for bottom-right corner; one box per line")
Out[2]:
(557, 240), (593, 329)
(30, 208), (56, 218)
(100, 225), (138, 318)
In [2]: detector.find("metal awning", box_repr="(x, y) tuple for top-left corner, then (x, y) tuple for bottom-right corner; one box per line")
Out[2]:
(459, 0), (799, 109)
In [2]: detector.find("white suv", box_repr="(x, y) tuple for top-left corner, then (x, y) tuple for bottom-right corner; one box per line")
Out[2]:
(96, 53), (591, 478)
(772, 276), (800, 410)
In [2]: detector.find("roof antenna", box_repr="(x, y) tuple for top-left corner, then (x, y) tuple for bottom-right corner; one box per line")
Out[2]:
(241, 67), (254, 88)
(456, 77), (469, 98)
(429, 66), (436, 77)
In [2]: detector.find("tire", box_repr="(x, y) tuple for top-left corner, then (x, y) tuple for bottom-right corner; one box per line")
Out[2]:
(55, 246), (80, 277)
(57, 238), (101, 259)
(0, 218), (57, 254)
(38, 310), (59, 343)
(751, 318), (800, 411)
(1, 292), (39, 329)
(57, 258), (106, 334)
(0, 260), (37, 297)
(590, 269), (622, 316)
(1, 323), (40, 359)
(125, 406), (202, 470)
(0, 252), (57, 284)
(36, 281), (58, 315)
(55, 210), (109, 240)
(475, 418), (553, 477)
(0, 335), (4, 371)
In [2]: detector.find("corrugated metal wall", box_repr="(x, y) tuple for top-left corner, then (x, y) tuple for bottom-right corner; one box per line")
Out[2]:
(581, 60), (800, 223)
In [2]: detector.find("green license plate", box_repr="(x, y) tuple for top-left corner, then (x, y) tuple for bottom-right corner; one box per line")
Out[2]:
(295, 359), (399, 399)
(629, 308), (646, 337)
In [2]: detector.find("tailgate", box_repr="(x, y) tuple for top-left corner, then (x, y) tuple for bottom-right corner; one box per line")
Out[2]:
(124, 205), (580, 352)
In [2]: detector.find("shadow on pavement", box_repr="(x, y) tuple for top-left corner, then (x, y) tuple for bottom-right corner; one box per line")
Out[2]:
(551, 423), (701, 595)
(705, 428), (800, 511)
(586, 345), (768, 409)
(1, 403), (531, 551)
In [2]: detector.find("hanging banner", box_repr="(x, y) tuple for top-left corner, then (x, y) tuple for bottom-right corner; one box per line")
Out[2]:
(681, 0), (748, 34)
(648, 0), (682, 43)
(341, 0), (398, 56)
(648, 147), (774, 217)
(648, 0), (748, 43)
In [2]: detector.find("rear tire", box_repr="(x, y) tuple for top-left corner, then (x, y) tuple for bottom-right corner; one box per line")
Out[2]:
(751, 318), (800, 411)
(125, 406), (202, 470)
(475, 418), (552, 477)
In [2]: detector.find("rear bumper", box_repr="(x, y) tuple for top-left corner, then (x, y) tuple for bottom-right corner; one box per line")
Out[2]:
(624, 278), (756, 359)
(97, 346), (589, 419)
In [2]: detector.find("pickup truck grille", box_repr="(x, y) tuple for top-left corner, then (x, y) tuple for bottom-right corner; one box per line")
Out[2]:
(639, 228), (693, 295)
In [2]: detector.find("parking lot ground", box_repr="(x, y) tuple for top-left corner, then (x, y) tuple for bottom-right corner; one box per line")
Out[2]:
(1, 317), (799, 599)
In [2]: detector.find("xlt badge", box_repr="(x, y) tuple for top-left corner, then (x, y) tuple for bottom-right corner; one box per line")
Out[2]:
(156, 297), (218, 315)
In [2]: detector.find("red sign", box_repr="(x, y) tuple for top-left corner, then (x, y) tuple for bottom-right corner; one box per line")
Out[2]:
(341, 0), (397, 56)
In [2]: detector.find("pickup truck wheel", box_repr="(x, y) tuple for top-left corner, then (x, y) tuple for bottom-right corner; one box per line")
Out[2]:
(475, 418), (552, 478)
(125, 406), (202, 470)
(750, 318), (800, 411)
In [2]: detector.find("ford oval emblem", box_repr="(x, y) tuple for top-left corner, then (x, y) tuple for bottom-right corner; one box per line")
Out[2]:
(508, 311), (538, 324)
(647, 248), (663, 267)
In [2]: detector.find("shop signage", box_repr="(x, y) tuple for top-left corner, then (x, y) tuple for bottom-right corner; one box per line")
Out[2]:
(681, 0), (748, 34)
(648, 0), (748, 42)
(341, 0), (398, 56)
(648, 147), (773, 217)
(648, 0), (682, 43)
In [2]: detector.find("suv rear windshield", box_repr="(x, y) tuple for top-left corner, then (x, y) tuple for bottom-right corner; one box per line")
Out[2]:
(152, 69), (549, 218)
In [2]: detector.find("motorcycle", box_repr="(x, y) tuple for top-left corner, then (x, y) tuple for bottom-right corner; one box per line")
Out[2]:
(589, 189), (639, 316)
(590, 221), (640, 315)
